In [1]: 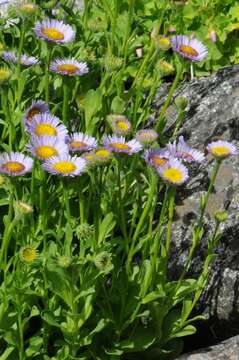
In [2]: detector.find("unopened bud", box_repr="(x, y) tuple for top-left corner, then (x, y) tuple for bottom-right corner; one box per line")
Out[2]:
(16, 201), (33, 215)
(213, 210), (228, 223)
(174, 96), (188, 110)
(94, 251), (113, 273)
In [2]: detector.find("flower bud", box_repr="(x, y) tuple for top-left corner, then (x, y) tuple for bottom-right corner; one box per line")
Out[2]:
(94, 251), (113, 273)
(213, 210), (228, 223)
(174, 96), (188, 110)
(16, 201), (33, 215)
(156, 60), (174, 75)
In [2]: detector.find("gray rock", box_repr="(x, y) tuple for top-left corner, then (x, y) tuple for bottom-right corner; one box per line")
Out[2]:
(154, 66), (239, 340)
(176, 335), (239, 359)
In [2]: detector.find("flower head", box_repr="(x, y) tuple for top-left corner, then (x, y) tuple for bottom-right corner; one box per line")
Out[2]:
(29, 113), (68, 138)
(102, 135), (142, 154)
(94, 251), (113, 273)
(0, 152), (33, 176)
(50, 58), (89, 76)
(18, 2), (38, 15)
(28, 136), (68, 160)
(0, 67), (11, 83)
(66, 133), (97, 152)
(20, 245), (38, 263)
(16, 201), (33, 214)
(24, 100), (49, 129)
(107, 114), (131, 135)
(2, 51), (39, 66)
(171, 35), (208, 62)
(207, 140), (237, 159)
(136, 129), (158, 146)
(157, 158), (189, 186)
(156, 59), (174, 75)
(154, 35), (171, 51)
(167, 136), (205, 163)
(34, 18), (75, 44)
(42, 154), (86, 177)
(143, 148), (170, 169)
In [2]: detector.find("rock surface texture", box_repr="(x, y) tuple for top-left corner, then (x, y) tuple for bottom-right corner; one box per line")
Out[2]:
(176, 335), (239, 360)
(154, 65), (239, 347)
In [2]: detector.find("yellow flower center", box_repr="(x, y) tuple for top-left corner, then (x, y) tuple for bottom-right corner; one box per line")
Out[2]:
(2, 161), (25, 173)
(0, 69), (11, 81)
(21, 246), (37, 263)
(116, 121), (130, 131)
(179, 45), (199, 57)
(52, 161), (76, 174)
(110, 143), (130, 151)
(57, 64), (79, 74)
(151, 155), (167, 167)
(84, 153), (95, 162)
(70, 141), (87, 150)
(41, 27), (64, 41)
(36, 146), (58, 159)
(35, 124), (57, 136)
(211, 146), (230, 157)
(95, 149), (111, 159)
(27, 108), (40, 122)
(163, 168), (183, 183)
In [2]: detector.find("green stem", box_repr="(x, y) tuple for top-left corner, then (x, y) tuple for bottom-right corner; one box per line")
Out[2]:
(62, 79), (69, 126)
(16, 21), (25, 109)
(117, 159), (128, 243)
(1, 87), (14, 149)
(165, 187), (176, 253)
(170, 109), (186, 142)
(155, 62), (183, 133)
(180, 159), (222, 279)
(63, 181), (71, 223)
(122, 0), (135, 59)
(17, 307), (24, 360)
(126, 170), (157, 272)
(45, 46), (52, 103)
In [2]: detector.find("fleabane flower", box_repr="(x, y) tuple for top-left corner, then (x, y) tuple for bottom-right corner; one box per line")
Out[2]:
(34, 18), (75, 44)
(50, 58), (89, 76)
(66, 133), (97, 152)
(42, 154), (86, 177)
(157, 158), (189, 186)
(167, 136), (205, 163)
(28, 136), (68, 160)
(0, 152), (33, 176)
(171, 35), (208, 62)
(136, 129), (158, 146)
(107, 114), (131, 135)
(207, 140), (237, 159)
(29, 113), (68, 138)
(102, 135), (142, 154)
(24, 100), (49, 129)
(2, 51), (39, 66)
(143, 148), (170, 169)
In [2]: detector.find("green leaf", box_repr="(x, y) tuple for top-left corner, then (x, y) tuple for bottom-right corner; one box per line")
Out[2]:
(98, 213), (116, 244)
(117, 328), (156, 352)
(111, 96), (125, 113)
(173, 324), (197, 338)
(141, 288), (166, 304)
(41, 311), (61, 328)
(82, 88), (102, 134)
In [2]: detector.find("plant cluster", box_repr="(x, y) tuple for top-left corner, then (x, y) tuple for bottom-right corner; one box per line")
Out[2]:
(0, 1), (237, 359)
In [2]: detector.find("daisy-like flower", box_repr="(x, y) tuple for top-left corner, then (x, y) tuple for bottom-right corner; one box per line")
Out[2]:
(95, 148), (113, 162)
(2, 51), (39, 66)
(107, 114), (131, 135)
(66, 133), (97, 152)
(28, 136), (68, 160)
(171, 35), (208, 62)
(102, 135), (142, 155)
(154, 35), (171, 51)
(136, 129), (158, 145)
(42, 154), (86, 177)
(24, 100), (49, 129)
(167, 136), (205, 163)
(0, 152), (33, 176)
(157, 158), (189, 186)
(50, 58), (89, 76)
(143, 148), (170, 169)
(29, 113), (68, 138)
(34, 18), (75, 44)
(20, 245), (38, 263)
(207, 140), (237, 159)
